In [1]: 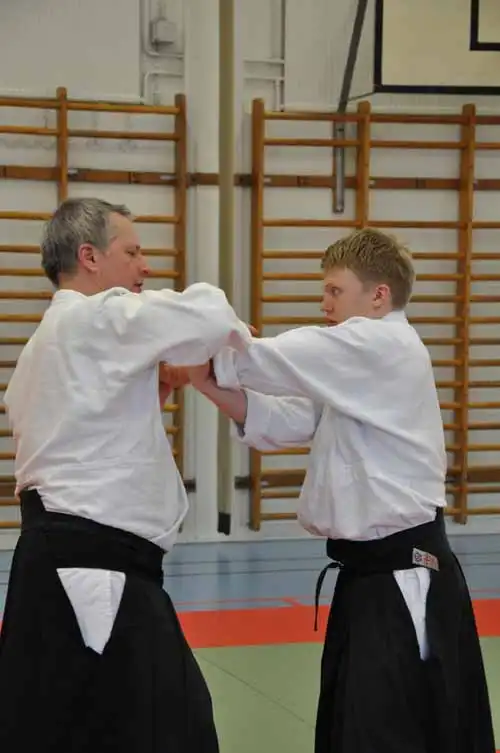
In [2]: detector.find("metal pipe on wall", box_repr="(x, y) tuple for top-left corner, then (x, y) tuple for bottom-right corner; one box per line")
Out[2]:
(217, 0), (235, 534)
(333, 0), (369, 213)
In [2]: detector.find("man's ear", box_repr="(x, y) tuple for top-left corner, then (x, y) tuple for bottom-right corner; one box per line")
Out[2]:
(373, 283), (391, 309)
(77, 243), (98, 273)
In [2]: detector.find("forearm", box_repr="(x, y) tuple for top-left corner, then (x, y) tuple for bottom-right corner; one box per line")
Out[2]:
(196, 374), (321, 450)
(196, 378), (248, 425)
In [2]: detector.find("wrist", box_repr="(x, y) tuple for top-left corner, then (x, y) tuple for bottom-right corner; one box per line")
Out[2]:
(195, 376), (218, 396)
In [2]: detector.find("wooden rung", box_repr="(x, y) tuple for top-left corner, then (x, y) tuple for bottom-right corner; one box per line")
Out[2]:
(0, 246), (177, 259)
(0, 97), (179, 115)
(471, 275), (500, 282)
(371, 113), (465, 125)
(475, 142), (500, 150)
(262, 218), (463, 230)
(261, 491), (300, 500)
(262, 272), (462, 283)
(426, 338), (462, 345)
(444, 506), (500, 515)
(472, 222), (500, 229)
(0, 126), (57, 136)
(67, 101), (179, 115)
(0, 268), (178, 279)
(69, 129), (177, 141)
(468, 402), (500, 409)
(263, 218), (359, 228)
(0, 362), (17, 369)
(0, 96), (58, 109)
(469, 423), (500, 430)
(470, 381), (500, 388)
(261, 447), (309, 456)
(0, 212), (179, 225)
(413, 253), (462, 260)
(463, 486), (500, 493)
(256, 467), (500, 484)
(261, 316), (324, 325)
(263, 250), (323, 260)
(468, 444), (500, 452)
(0, 291), (51, 300)
(371, 140), (465, 150)
(260, 512), (298, 520)
(262, 272), (322, 281)
(127, 215), (179, 224)
(262, 251), (464, 261)
(373, 220), (463, 229)
(477, 114), (500, 125)
(0, 338), (27, 345)
(0, 522), (20, 529)
(262, 294), (320, 303)
(412, 295), (461, 302)
(0, 314), (42, 323)
(0, 211), (51, 221)
(264, 138), (359, 147)
(0, 245), (40, 253)
(0, 166), (181, 187)
(470, 359), (500, 367)
(264, 110), (360, 123)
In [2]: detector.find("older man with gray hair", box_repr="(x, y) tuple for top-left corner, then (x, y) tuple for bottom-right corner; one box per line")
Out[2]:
(0, 197), (251, 752)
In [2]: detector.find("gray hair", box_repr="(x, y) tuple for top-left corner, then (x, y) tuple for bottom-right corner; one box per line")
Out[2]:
(40, 197), (133, 286)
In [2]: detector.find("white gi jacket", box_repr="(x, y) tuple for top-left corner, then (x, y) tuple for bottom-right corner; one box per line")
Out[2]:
(214, 310), (448, 658)
(4, 283), (252, 653)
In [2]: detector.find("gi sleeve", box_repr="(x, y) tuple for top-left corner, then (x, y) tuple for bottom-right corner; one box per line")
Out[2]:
(214, 318), (401, 420)
(234, 391), (322, 451)
(100, 282), (252, 367)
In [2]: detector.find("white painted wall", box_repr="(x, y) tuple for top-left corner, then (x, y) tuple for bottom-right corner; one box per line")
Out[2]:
(0, 0), (499, 545)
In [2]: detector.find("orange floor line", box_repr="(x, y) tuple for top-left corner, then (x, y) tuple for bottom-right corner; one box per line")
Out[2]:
(180, 599), (500, 649)
(0, 599), (498, 648)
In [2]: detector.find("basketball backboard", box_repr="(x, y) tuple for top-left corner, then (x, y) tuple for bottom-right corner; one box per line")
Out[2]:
(375, 0), (500, 94)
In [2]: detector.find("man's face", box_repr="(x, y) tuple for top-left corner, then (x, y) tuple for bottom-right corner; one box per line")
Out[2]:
(82, 213), (150, 293)
(321, 266), (389, 325)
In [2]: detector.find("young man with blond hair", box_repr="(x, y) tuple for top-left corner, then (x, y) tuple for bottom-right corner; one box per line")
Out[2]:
(185, 228), (495, 753)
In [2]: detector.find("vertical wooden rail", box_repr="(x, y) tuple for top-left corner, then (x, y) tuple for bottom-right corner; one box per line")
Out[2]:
(173, 93), (187, 480)
(249, 98), (265, 530)
(56, 87), (69, 203)
(453, 104), (475, 523)
(356, 101), (371, 226)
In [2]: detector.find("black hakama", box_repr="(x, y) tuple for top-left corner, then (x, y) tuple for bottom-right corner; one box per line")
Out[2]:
(0, 489), (219, 753)
(314, 510), (496, 753)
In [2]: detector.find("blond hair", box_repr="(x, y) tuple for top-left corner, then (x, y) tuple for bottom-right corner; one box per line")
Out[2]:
(321, 228), (415, 309)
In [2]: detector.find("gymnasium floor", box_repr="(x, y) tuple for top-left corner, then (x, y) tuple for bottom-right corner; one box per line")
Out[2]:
(0, 534), (499, 752)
